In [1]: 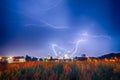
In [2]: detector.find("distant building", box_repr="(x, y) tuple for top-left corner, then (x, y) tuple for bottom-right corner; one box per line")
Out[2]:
(14, 56), (25, 62)
(6, 56), (25, 63)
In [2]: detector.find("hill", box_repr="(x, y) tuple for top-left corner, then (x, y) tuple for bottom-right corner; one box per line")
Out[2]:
(98, 53), (120, 59)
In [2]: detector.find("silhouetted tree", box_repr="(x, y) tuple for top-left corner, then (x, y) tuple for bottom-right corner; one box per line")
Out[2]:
(39, 58), (43, 61)
(25, 55), (32, 61)
(32, 57), (38, 61)
(81, 54), (86, 58)
(81, 54), (87, 61)
(74, 56), (78, 60)
(50, 56), (53, 61)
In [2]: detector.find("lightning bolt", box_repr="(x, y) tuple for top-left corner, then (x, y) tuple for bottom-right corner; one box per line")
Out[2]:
(51, 39), (87, 58)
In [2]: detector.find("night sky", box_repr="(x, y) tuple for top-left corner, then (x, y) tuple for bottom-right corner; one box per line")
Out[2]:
(0, 0), (120, 57)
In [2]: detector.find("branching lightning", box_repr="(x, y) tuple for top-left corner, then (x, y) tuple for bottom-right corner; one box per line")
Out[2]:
(51, 39), (87, 57)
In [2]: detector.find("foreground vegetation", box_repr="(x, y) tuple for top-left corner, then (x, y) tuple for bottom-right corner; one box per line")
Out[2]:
(0, 60), (120, 80)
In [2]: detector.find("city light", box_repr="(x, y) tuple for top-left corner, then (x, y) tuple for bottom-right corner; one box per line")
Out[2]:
(7, 56), (13, 63)
(8, 56), (13, 60)
(0, 57), (2, 60)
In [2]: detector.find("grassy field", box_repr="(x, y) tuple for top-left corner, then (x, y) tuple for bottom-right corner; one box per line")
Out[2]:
(0, 60), (120, 80)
